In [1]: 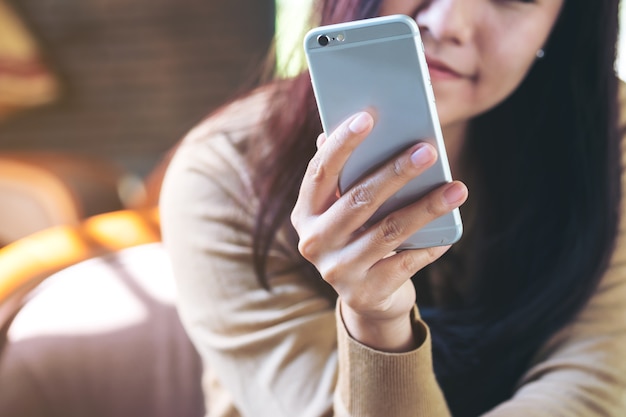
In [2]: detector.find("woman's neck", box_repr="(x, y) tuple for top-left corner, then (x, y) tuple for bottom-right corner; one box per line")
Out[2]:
(441, 121), (468, 176)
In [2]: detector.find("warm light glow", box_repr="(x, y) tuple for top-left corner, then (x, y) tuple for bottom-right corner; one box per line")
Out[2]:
(0, 227), (90, 297)
(0, 209), (160, 304)
(83, 209), (160, 250)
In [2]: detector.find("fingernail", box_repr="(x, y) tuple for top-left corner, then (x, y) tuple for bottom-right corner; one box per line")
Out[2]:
(443, 183), (466, 205)
(349, 113), (372, 134)
(410, 144), (434, 166)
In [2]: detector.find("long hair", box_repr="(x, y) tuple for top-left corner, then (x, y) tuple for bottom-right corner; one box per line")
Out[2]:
(250, 0), (622, 415)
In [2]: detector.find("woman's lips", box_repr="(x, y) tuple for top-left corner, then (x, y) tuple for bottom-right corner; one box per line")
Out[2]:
(425, 57), (464, 81)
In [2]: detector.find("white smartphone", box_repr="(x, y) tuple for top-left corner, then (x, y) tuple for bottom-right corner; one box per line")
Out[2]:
(303, 14), (462, 249)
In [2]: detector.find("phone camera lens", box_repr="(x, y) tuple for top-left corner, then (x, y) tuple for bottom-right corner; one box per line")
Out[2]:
(317, 35), (330, 47)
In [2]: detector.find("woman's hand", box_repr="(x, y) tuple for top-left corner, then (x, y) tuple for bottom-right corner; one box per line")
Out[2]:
(290, 112), (468, 352)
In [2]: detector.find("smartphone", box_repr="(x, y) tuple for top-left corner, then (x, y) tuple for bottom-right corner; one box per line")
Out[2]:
(303, 14), (462, 249)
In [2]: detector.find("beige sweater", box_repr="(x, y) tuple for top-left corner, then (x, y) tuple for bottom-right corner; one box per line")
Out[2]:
(160, 87), (626, 417)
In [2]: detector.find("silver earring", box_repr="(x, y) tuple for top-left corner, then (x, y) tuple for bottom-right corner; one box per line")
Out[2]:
(536, 49), (545, 59)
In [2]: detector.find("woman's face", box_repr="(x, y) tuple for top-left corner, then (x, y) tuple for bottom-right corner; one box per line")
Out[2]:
(379, 0), (564, 127)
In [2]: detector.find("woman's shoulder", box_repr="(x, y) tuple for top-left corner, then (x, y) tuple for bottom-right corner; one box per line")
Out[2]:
(181, 84), (275, 152)
(163, 85), (277, 187)
(159, 85), (279, 225)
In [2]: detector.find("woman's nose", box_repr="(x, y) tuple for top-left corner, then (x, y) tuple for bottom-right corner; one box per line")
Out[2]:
(415, 0), (475, 46)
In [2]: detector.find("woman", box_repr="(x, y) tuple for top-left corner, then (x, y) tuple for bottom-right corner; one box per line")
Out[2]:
(160, 0), (626, 416)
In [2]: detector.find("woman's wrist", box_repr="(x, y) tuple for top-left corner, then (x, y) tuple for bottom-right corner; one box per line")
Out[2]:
(340, 300), (418, 353)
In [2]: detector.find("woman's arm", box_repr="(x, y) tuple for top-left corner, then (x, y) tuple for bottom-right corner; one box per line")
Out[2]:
(160, 107), (456, 416)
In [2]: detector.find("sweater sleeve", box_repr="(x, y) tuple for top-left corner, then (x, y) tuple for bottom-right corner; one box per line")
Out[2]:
(334, 304), (451, 417)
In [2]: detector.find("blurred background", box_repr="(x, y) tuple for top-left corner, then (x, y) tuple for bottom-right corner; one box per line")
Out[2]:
(0, 0), (625, 246)
(1, 0), (275, 175)
(0, 0), (275, 244)
(0, 3), (624, 415)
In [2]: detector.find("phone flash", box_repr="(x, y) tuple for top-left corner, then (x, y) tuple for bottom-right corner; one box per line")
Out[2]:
(336, 33), (345, 42)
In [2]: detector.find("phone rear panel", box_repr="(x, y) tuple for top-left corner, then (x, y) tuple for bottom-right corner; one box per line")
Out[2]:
(304, 15), (462, 248)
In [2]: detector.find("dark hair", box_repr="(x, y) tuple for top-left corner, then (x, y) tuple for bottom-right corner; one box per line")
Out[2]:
(250, 0), (622, 415)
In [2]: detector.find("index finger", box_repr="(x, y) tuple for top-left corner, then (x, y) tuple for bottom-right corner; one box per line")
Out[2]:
(297, 112), (374, 215)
